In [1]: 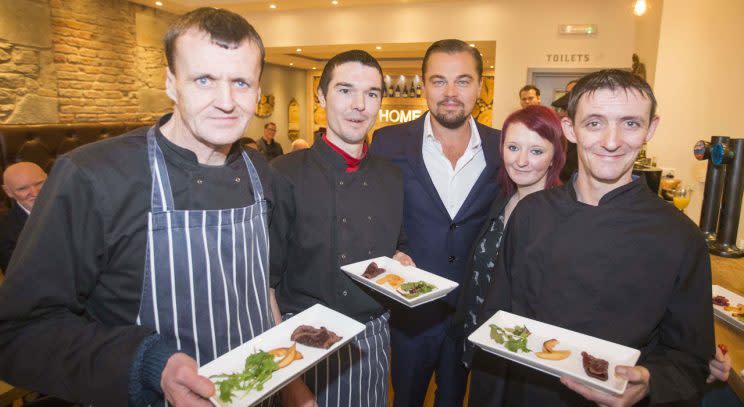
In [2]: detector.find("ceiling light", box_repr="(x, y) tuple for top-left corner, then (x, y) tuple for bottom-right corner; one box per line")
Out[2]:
(375, 46), (382, 50)
(331, 0), (339, 4)
(155, 1), (163, 5)
(490, 65), (494, 68)
(269, 4), (277, 9)
(296, 48), (302, 52)
(469, 43), (475, 47)
(634, 0), (647, 16)
(312, 67), (317, 70)
(289, 62), (294, 66)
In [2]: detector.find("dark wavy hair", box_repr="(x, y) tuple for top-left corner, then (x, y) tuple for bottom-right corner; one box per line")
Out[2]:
(497, 105), (566, 197)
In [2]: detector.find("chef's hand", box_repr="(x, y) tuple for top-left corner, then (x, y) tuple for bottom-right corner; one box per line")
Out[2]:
(281, 378), (318, 407)
(161, 353), (215, 406)
(707, 345), (731, 383)
(561, 365), (649, 407)
(393, 251), (416, 267)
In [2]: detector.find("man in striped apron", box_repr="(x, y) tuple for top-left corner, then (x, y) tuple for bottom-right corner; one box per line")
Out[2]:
(270, 50), (413, 407)
(0, 8), (298, 406)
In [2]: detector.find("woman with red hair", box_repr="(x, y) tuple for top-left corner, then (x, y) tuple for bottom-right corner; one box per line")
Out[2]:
(453, 105), (566, 380)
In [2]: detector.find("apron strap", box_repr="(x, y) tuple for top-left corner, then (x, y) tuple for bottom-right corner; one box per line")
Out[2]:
(147, 126), (175, 213)
(240, 149), (265, 202)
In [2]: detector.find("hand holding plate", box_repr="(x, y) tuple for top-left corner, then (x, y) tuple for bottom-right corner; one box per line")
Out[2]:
(561, 365), (650, 407)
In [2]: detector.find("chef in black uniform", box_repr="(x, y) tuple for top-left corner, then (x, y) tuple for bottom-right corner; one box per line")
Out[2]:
(270, 50), (411, 407)
(0, 8), (281, 406)
(474, 69), (714, 406)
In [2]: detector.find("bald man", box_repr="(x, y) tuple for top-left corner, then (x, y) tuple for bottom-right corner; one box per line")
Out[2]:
(290, 138), (309, 152)
(1, 162), (47, 272)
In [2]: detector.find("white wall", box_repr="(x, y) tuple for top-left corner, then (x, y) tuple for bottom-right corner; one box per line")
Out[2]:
(650, 0), (744, 244)
(247, 63), (308, 152)
(243, 0), (635, 128)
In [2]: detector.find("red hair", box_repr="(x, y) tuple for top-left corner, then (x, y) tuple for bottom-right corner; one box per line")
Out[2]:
(497, 105), (566, 197)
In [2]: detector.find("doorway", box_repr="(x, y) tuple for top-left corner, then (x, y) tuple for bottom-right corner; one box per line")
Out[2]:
(527, 68), (604, 107)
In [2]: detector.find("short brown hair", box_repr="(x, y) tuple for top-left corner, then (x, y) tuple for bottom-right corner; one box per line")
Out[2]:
(422, 39), (483, 79)
(318, 50), (383, 97)
(164, 7), (265, 75)
(567, 69), (657, 121)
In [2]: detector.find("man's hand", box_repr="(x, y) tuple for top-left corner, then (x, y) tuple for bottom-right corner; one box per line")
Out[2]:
(707, 345), (731, 383)
(161, 353), (215, 406)
(393, 251), (416, 267)
(561, 365), (650, 407)
(281, 377), (318, 407)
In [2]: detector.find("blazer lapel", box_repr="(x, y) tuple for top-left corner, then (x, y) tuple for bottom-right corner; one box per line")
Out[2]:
(405, 114), (451, 220)
(454, 123), (501, 221)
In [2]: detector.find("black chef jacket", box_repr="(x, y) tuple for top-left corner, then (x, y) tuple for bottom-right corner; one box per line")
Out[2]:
(270, 140), (405, 323)
(0, 114), (277, 405)
(476, 176), (714, 406)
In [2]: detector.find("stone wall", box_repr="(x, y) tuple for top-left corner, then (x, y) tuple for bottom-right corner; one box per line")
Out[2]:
(0, 0), (175, 124)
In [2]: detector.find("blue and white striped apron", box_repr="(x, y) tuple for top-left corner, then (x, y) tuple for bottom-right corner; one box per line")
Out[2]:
(298, 311), (390, 407)
(136, 126), (274, 405)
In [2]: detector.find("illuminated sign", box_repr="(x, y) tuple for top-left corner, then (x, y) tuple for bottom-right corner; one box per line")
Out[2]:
(378, 109), (423, 123)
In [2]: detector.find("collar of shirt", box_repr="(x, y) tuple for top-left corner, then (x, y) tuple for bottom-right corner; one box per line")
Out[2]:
(16, 201), (30, 215)
(155, 113), (244, 171)
(568, 174), (646, 206)
(423, 112), (482, 169)
(322, 134), (368, 173)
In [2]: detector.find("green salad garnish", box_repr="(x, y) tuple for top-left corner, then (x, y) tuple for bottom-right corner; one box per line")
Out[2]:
(211, 351), (278, 402)
(490, 324), (531, 353)
(397, 281), (436, 299)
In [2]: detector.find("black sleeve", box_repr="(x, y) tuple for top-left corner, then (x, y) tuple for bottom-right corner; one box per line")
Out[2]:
(268, 164), (296, 288)
(0, 156), (152, 405)
(641, 234), (714, 404)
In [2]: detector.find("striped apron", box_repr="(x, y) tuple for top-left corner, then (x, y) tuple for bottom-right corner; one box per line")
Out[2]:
(136, 127), (274, 405)
(298, 311), (390, 407)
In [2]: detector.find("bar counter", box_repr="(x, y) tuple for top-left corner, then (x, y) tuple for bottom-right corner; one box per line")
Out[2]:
(711, 254), (744, 403)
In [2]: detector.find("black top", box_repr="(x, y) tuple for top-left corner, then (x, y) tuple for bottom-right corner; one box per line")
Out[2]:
(270, 140), (405, 323)
(258, 138), (284, 161)
(475, 177), (714, 406)
(0, 202), (27, 272)
(0, 114), (277, 404)
(453, 194), (510, 365)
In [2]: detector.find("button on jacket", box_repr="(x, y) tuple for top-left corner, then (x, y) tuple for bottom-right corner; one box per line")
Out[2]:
(270, 140), (405, 322)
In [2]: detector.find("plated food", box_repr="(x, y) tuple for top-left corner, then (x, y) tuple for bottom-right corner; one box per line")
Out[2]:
(469, 311), (640, 396)
(362, 262), (386, 279)
(199, 304), (365, 407)
(712, 285), (744, 334)
(536, 339), (571, 361)
(396, 281), (436, 299)
(581, 351), (609, 381)
(341, 256), (458, 308)
(291, 325), (342, 349)
(377, 274), (404, 288)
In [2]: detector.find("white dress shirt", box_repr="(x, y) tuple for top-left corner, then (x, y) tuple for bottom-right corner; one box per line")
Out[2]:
(422, 112), (486, 219)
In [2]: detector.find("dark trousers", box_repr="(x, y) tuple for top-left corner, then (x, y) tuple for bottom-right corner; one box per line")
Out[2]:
(390, 314), (468, 407)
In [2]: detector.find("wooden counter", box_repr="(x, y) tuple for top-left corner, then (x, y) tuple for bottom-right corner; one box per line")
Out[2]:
(711, 254), (744, 402)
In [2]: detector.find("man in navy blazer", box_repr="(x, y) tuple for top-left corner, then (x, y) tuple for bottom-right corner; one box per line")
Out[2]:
(370, 39), (501, 407)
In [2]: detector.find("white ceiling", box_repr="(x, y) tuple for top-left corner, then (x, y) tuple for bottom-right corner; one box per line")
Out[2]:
(128, 0), (449, 14)
(127, 0), (493, 72)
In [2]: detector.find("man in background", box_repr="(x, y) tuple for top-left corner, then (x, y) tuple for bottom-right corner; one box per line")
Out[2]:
(518, 84), (541, 108)
(258, 121), (284, 160)
(0, 162), (47, 272)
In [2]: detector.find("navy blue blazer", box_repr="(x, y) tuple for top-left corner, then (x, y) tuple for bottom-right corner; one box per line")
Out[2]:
(370, 114), (502, 310)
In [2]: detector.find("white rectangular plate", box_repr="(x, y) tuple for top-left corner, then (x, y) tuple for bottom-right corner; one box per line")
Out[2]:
(341, 256), (458, 307)
(712, 285), (744, 333)
(199, 304), (365, 406)
(469, 311), (641, 396)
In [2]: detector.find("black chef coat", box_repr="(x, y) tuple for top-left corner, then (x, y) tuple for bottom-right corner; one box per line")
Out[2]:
(270, 140), (405, 323)
(476, 176), (714, 406)
(0, 114), (277, 404)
